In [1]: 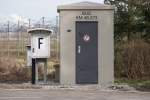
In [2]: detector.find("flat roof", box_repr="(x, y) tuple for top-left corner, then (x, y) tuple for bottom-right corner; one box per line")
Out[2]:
(57, 1), (114, 12)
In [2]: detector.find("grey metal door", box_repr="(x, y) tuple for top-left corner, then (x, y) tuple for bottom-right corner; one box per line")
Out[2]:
(76, 21), (98, 84)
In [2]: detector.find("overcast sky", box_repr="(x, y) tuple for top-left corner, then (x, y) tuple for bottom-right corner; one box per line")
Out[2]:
(0, 0), (104, 22)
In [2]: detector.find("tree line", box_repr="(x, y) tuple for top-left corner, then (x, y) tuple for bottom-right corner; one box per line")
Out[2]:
(104, 0), (150, 80)
(104, 0), (150, 41)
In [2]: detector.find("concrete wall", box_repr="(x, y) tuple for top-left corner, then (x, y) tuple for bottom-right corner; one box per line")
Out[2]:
(59, 10), (114, 86)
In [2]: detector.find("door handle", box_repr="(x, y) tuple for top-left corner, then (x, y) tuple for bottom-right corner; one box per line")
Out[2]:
(78, 45), (81, 54)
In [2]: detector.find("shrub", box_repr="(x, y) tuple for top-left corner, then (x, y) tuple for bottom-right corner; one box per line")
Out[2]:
(123, 39), (150, 80)
(0, 57), (31, 83)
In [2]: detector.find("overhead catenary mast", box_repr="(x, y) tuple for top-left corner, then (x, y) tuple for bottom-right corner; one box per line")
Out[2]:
(42, 17), (45, 27)
(7, 21), (10, 57)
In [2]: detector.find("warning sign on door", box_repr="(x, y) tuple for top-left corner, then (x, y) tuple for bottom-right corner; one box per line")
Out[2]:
(83, 34), (90, 42)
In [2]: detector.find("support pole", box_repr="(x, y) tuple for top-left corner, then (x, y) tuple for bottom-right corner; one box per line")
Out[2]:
(7, 21), (10, 57)
(32, 59), (36, 84)
(44, 59), (47, 84)
(35, 60), (39, 84)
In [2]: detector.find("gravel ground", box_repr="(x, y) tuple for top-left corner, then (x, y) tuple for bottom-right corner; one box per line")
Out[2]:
(0, 89), (149, 100)
(0, 84), (150, 100)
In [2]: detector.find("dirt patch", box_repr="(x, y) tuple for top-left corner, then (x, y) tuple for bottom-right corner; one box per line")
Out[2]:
(0, 83), (41, 89)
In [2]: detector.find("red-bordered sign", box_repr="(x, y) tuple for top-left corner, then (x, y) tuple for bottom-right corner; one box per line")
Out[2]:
(83, 34), (90, 42)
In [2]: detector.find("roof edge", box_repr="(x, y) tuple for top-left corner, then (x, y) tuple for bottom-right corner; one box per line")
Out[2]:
(27, 28), (53, 34)
(57, 2), (114, 12)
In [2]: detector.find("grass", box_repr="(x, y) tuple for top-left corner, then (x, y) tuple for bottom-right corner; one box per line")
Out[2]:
(115, 78), (150, 91)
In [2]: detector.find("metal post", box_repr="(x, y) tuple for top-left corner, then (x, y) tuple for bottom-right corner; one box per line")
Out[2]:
(35, 60), (38, 84)
(7, 21), (9, 57)
(42, 17), (45, 28)
(32, 58), (36, 84)
(28, 19), (31, 29)
(17, 20), (20, 57)
(44, 59), (47, 84)
(28, 19), (31, 46)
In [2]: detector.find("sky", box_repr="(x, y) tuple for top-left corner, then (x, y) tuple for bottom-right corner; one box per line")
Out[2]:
(0, 0), (104, 22)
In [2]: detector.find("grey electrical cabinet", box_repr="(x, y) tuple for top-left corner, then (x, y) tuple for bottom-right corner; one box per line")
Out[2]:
(28, 28), (52, 58)
(27, 28), (52, 84)
(57, 1), (114, 87)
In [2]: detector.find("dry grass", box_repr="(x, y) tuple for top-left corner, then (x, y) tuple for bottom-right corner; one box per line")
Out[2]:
(123, 39), (150, 80)
(0, 57), (31, 83)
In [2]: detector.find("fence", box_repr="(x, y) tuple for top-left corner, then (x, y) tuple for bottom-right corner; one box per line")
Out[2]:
(0, 17), (59, 59)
